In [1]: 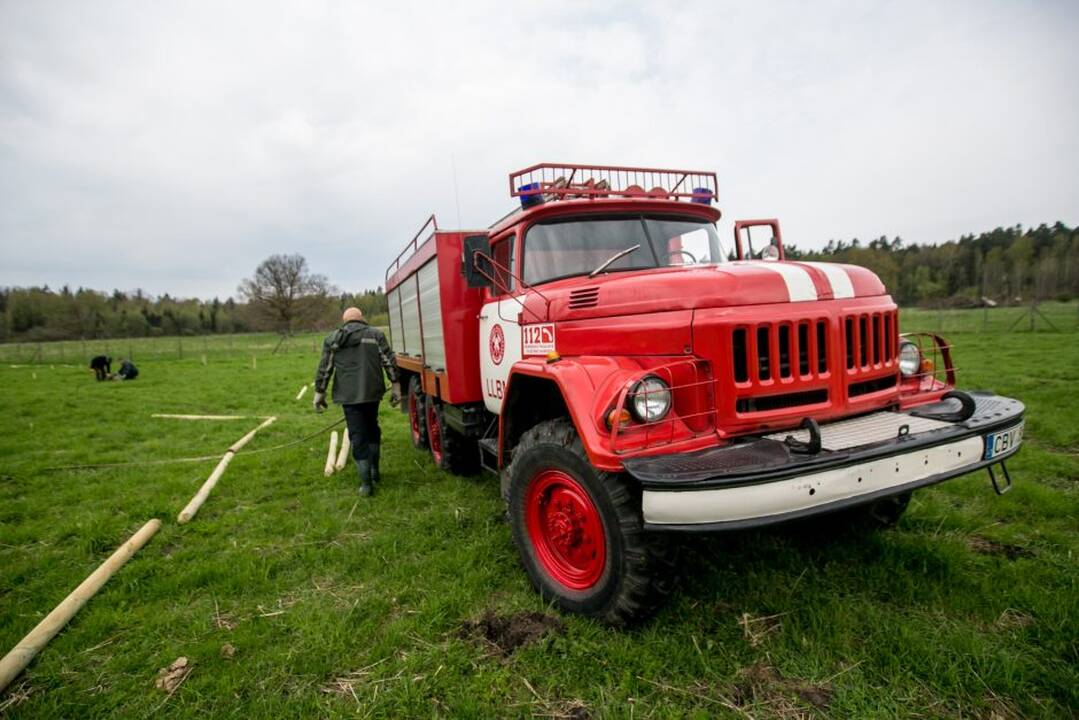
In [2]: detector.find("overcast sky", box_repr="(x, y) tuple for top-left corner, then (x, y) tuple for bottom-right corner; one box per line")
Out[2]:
(2, 1), (1077, 299)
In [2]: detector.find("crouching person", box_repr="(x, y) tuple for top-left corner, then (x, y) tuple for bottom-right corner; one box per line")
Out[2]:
(115, 358), (139, 380)
(313, 307), (401, 497)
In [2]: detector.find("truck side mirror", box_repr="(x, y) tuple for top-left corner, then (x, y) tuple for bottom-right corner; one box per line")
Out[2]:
(462, 234), (494, 288)
(733, 219), (785, 261)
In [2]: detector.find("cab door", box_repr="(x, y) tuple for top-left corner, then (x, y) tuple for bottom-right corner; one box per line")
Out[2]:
(478, 232), (521, 414)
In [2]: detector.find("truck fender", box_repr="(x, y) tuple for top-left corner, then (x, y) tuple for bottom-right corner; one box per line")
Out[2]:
(499, 356), (651, 474)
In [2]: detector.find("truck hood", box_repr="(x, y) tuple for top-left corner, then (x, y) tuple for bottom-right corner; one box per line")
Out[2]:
(530, 261), (887, 321)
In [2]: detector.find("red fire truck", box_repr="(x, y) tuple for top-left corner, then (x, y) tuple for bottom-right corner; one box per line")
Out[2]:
(384, 163), (1024, 624)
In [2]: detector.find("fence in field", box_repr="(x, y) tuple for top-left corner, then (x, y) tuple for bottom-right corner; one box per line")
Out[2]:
(900, 301), (1078, 335)
(0, 331), (329, 365)
(0, 303), (1075, 366)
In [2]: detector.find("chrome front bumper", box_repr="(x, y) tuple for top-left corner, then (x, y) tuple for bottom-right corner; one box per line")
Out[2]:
(625, 392), (1024, 531)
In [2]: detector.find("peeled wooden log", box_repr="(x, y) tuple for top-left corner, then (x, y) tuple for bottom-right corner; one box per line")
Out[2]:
(324, 431), (339, 477)
(177, 417), (277, 524)
(295, 385), (308, 401)
(177, 453), (234, 524)
(335, 432), (351, 470)
(0, 519), (161, 693)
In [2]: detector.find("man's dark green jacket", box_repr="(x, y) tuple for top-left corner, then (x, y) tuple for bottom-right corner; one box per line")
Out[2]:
(314, 321), (398, 405)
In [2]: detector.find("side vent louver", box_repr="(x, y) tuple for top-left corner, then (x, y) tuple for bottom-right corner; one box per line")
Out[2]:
(568, 287), (600, 309)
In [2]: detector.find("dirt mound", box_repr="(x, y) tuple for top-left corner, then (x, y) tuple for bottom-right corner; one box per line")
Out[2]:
(459, 610), (565, 656)
(730, 663), (833, 715)
(968, 536), (1034, 560)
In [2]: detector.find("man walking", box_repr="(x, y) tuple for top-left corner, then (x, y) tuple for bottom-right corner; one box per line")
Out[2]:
(313, 307), (400, 496)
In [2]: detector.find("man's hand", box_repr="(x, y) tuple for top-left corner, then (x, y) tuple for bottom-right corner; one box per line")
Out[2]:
(389, 382), (402, 408)
(313, 391), (327, 413)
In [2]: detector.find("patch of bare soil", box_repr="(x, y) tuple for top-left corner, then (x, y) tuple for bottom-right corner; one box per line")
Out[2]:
(968, 536), (1034, 560)
(550, 699), (591, 719)
(458, 610), (565, 657)
(729, 663), (833, 717)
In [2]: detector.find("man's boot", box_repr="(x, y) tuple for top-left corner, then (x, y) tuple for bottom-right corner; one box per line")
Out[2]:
(356, 458), (374, 497)
(369, 443), (381, 485)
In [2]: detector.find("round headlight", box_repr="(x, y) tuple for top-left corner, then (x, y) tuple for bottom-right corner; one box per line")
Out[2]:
(898, 340), (921, 376)
(630, 376), (672, 423)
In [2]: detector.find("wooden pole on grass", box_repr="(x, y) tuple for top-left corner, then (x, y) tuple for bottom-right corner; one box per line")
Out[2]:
(0, 519), (162, 692)
(324, 431), (339, 477)
(177, 417), (276, 524)
(335, 432), (351, 471)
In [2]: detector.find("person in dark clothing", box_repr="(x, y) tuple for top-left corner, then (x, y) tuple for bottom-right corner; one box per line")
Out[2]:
(313, 307), (400, 496)
(116, 359), (139, 380)
(89, 355), (112, 381)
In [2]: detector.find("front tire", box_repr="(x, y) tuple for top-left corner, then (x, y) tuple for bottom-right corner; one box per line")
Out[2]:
(505, 418), (676, 625)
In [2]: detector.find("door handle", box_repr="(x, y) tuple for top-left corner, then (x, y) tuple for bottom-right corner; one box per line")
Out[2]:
(478, 314), (488, 320)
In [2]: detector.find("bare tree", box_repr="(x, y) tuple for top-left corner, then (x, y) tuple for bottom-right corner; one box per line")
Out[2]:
(238, 254), (335, 334)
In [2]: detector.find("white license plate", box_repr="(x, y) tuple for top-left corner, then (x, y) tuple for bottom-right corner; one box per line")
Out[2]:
(984, 422), (1023, 460)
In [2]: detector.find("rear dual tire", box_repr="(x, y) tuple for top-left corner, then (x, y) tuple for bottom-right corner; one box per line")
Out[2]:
(408, 376), (427, 450)
(425, 397), (479, 475)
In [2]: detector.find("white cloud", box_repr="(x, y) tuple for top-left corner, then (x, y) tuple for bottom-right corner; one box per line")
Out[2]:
(1, 0), (1077, 297)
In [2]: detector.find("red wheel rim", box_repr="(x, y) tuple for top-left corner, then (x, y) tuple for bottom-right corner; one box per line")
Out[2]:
(409, 391), (422, 444)
(427, 401), (443, 465)
(525, 470), (606, 590)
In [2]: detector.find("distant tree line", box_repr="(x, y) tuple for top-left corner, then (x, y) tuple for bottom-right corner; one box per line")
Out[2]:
(3, 222), (1075, 342)
(786, 222), (1079, 307)
(0, 284), (391, 343)
(0, 252), (391, 343)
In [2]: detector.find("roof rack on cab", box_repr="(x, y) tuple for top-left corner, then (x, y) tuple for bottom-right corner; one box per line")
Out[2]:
(508, 163), (718, 210)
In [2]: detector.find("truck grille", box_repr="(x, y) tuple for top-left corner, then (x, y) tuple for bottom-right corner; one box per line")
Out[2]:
(726, 309), (898, 418)
(731, 319), (829, 384)
(844, 311), (897, 370)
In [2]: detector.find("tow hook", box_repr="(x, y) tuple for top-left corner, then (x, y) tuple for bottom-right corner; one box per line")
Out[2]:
(987, 461), (1013, 495)
(784, 417), (822, 455)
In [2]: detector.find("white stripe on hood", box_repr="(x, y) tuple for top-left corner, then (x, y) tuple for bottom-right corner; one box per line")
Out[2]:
(733, 261), (818, 302)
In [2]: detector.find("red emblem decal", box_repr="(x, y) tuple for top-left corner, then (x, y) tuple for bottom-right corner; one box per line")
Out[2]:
(489, 324), (505, 365)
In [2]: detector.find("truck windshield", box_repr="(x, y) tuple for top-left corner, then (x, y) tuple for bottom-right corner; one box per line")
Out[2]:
(522, 216), (726, 286)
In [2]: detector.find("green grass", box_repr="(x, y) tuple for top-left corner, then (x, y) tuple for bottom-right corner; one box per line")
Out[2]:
(0, 310), (1076, 718)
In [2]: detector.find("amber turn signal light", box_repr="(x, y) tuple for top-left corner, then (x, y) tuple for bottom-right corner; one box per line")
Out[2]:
(606, 408), (631, 429)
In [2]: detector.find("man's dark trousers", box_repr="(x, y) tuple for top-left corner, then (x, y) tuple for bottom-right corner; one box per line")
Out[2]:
(342, 402), (381, 466)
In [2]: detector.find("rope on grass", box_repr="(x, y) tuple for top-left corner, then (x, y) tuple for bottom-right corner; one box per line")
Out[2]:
(40, 417), (346, 473)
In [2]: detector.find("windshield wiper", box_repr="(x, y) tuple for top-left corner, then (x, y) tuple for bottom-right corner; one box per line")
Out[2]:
(589, 244), (641, 278)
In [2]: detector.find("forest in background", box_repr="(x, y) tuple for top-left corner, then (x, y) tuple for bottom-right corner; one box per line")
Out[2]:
(787, 221), (1079, 307)
(2, 221), (1076, 343)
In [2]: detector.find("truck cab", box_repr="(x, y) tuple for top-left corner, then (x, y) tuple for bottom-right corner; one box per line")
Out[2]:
(385, 163), (1024, 624)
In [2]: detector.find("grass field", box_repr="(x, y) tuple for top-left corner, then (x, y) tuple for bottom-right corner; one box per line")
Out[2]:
(0, 310), (1076, 718)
